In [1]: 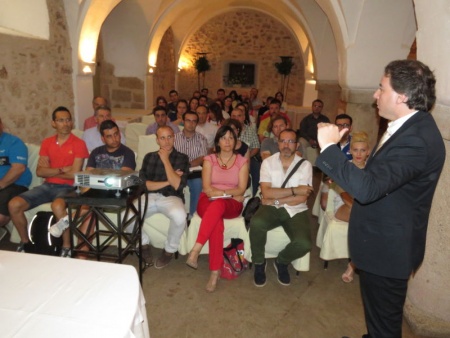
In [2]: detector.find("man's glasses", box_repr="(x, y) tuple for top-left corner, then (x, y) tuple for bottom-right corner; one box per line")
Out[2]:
(336, 123), (351, 128)
(278, 139), (297, 144)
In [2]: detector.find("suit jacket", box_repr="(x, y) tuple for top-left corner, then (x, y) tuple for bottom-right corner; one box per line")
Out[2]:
(316, 111), (445, 279)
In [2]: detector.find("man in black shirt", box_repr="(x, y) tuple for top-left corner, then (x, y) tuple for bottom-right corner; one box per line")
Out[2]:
(139, 125), (189, 268)
(298, 99), (330, 159)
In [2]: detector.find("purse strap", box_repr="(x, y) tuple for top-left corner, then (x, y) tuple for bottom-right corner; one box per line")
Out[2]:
(281, 159), (305, 188)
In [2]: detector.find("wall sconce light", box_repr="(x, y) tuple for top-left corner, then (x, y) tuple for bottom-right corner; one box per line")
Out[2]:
(148, 66), (155, 74)
(81, 61), (96, 75)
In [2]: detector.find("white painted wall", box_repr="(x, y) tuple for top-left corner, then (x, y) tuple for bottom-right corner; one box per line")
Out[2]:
(0, 0), (49, 39)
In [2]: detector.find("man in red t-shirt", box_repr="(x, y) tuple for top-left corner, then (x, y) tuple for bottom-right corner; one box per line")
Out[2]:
(9, 107), (89, 256)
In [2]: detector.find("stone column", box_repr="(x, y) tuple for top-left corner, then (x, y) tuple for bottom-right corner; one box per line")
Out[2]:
(145, 72), (155, 110)
(316, 81), (342, 124)
(403, 102), (450, 337)
(341, 88), (379, 150)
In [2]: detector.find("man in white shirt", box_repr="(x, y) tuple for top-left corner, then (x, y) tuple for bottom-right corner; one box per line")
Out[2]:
(194, 105), (217, 152)
(82, 106), (125, 152)
(249, 129), (313, 287)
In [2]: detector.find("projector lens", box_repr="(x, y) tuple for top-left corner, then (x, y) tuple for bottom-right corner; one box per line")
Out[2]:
(104, 177), (115, 187)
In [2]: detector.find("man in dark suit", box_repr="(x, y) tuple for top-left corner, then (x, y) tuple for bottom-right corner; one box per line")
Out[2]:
(316, 59), (445, 338)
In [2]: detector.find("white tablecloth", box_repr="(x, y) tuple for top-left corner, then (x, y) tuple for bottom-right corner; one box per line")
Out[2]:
(0, 251), (150, 338)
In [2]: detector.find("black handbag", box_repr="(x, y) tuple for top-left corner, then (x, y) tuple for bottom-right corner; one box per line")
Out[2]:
(242, 159), (305, 228)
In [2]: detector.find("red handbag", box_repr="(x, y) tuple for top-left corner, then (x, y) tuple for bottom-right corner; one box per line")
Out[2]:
(221, 238), (248, 280)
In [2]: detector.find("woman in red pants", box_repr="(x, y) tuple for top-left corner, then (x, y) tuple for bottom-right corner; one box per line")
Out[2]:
(186, 125), (249, 292)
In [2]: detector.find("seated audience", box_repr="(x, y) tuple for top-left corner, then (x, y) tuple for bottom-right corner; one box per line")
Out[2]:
(9, 106), (89, 257)
(320, 131), (370, 283)
(221, 119), (249, 159)
(174, 111), (208, 219)
(195, 105), (218, 152)
(257, 99), (291, 142)
(230, 107), (260, 195)
(298, 99), (330, 156)
(170, 99), (188, 126)
(250, 129), (313, 287)
(0, 117), (32, 241)
(155, 96), (168, 108)
(83, 105), (125, 152)
(145, 106), (180, 135)
(167, 90), (179, 115)
(260, 116), (300, 160)
(83, 96), (107, 131)
(189, 97), (199, 113)
(186, 125), (249, 292)
(208, 102), (225, 126)
(140, 126), (189, 268)
(335, 113), (353, 160)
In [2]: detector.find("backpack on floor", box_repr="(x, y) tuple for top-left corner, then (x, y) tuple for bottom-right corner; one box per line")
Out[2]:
(28, 211), (63, 256)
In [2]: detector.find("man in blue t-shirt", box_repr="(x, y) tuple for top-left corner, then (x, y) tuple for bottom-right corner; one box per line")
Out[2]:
(0, 117), (32, 241)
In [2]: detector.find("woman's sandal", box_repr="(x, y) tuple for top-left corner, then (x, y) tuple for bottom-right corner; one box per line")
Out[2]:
(206, 270), (220, 292)
(186, 250), (199, 270)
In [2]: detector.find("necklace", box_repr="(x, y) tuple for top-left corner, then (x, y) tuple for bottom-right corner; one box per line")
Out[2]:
(218, 154), (234, 168)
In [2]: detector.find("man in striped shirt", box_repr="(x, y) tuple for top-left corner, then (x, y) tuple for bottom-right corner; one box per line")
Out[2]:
(174, 111), (208, 219)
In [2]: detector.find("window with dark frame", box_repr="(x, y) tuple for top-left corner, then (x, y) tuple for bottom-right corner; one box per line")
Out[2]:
(227, 63), (255, 86)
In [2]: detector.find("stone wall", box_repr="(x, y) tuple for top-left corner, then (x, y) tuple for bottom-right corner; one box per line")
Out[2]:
(0, 0), (73, 144)
(176, 10), (305, 104)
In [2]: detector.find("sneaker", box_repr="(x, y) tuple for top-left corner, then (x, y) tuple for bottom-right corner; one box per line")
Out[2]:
(17, 241), (35, 253)
(273, 260), (290, 286)
(0, 227), (8, 242)
(60, 247), (72, 258)
(16, 242), (26, 252)
(254, 260), (267, 287)
(154, 249), (173, 269)
(141, 244), (153, 267)
(49, 215), (70, 238)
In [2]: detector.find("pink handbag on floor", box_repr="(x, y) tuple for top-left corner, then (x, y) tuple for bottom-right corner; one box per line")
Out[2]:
(221, 238), (248, 280)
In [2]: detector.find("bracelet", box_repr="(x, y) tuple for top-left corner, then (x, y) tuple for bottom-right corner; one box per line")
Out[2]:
(291, 187), (296, 196)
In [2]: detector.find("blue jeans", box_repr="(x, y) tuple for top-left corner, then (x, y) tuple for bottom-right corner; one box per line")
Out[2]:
(187, 178), (202, 217)
(19, 182), (75, 210)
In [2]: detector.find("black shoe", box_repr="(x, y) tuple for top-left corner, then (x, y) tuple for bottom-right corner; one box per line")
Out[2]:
(273, 260), (290, 286)
(17, 241), (36, 253)
(254, 260), (266, 287)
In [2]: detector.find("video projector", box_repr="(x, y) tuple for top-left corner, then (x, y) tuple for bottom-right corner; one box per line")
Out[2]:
(74, 169), (142, 191)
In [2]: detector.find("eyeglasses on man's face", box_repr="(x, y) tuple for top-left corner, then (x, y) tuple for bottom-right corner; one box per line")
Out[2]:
(336, 123), (351, 128)
(278, 139), (297, 144)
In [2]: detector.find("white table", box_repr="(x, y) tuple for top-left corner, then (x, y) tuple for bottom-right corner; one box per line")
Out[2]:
(0, 251), (150, 338)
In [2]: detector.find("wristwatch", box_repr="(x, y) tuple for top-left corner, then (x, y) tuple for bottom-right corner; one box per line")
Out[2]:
(274, 199), (280, 206)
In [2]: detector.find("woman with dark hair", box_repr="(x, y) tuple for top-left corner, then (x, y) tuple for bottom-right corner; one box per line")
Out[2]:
(171, 99), (188, 125)
(186, 125), (249, 292)
(274, 91), (287, 111)
(208, 102), (225, 126)
(229, 90), (239, 108)
(155, 96), (168, 108)
(221, 119), (249, 159)
(189, 97), (199, 112)
(223, 95), (233, 118)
